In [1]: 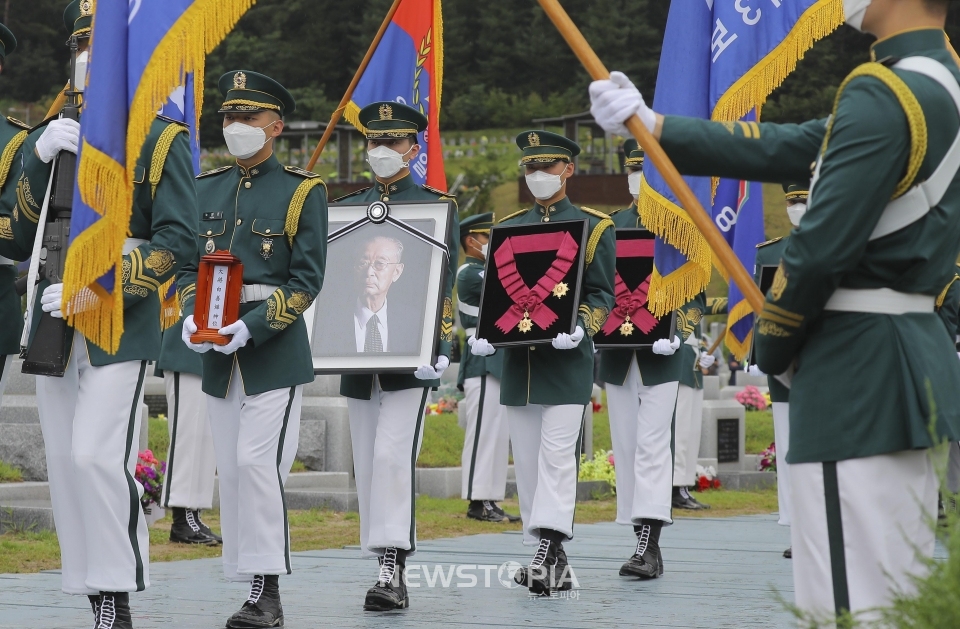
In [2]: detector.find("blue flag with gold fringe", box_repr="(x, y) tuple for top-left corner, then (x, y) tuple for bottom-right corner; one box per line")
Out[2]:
(63, 0), (254, 353)
(640, 0), (843, 319)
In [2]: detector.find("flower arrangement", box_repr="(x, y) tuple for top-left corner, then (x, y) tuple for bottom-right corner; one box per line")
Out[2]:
(578, 449), (616, 486)
(735, 385), (768, 411)
(759, 442), (777, 472)
(694, 465), (721, 492)
(135, 450), (165, 509)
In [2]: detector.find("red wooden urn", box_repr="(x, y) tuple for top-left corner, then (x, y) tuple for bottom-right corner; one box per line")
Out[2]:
(190, 251), (244, 346)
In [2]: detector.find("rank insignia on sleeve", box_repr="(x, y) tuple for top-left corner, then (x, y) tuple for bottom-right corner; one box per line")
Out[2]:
(260, 238), (275, 260)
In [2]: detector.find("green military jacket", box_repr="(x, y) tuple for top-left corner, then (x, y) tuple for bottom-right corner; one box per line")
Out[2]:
(456, 256), (503, 385)
(0, 115), (31, 355)
(178, 153), (328, 398)
(155, 312), (202, 377)
(677, 292), (725, 390)
(498, 196), (615, 406)
(15, 116), (198, 366)
(659, 29), (960, 463)
(334, 172), (458, 400)
(753, 236), (790, 403)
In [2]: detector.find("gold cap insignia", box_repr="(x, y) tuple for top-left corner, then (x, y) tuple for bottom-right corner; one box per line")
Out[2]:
(379, 104), (393, 120)
(528, 132), (540, 147)
(233, 72), (247, 90)
(79, 0), (93, 16)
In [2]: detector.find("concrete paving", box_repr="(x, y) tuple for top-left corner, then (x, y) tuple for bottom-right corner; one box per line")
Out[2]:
(0, 514), (798, 628)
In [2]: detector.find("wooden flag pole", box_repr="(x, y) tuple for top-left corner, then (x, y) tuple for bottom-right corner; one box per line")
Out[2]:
(536, 0), (765, 314)
(305, 0), (404, 172)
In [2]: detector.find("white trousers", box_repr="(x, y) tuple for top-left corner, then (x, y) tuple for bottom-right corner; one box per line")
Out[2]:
(0, 353), (12, 401)
(37, 333), (149, 594)
(461, 375), (509, 501)
(791, 450), (938, 625)
(606, 357), (678, 525)
(161, 372), (217, 510)
(672, 383), (704, 487)
(348, 382), (428, 558)
(507, 403), (585, 546)
(772, 402), (792, 526)
(206, 363), (302, 581)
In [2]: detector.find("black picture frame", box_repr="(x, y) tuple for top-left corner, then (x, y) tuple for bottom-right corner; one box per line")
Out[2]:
(593, 228), (677, 349)
(475, 219), (588, 347)
(307, 199), (455, 374)
(747, 264), (780, 366)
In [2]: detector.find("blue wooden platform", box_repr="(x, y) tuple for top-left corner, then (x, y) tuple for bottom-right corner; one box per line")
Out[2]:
(0, 514), (795, 628)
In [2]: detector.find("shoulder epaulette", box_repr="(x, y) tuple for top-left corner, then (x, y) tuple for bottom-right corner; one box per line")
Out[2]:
(607, 207), (630, 217)
(284, 165), (321, 179)
(5, 117), (30, 130)
(196, 165), (233, 179)
(29, 115), (58, 133)
(156, 114), (188, 128)
(0, 126), (29, 189)
(586, 216), (615, 264)
(756, 237), (783, 249)
(148, 123), (189, 198)
(423, 184), (455, 198)
(579, 206), (611, 220)
(498, 208), (529, 224)
(333, 187), (371, 203)
(286, 177), (327, 247)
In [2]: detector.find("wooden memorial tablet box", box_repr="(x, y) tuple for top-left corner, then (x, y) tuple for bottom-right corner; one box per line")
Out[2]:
(476, 219), (588, 347)
(190, 251), (243, 346)
(592, 228), (676, 349)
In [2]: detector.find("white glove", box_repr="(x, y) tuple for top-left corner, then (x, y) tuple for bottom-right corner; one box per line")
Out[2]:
(746, 364), (766, 377)
(589, 71), (656, 137)
(181, 314), (214, 353)
(468, 335), (496, 357)
(699, 352), (716, 369)
(213, 319), (252, 354)
(415, 354), (450, 380)
(652, 336), (681, 356)
(552, 326), (585, 350)
(40, 283), (63, 319)
(35, 118), (81, 163)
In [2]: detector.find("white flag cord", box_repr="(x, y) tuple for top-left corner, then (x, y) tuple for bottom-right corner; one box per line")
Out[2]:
(19, 166), (57, 351)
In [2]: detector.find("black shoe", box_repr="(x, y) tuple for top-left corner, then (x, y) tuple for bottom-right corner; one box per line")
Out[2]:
(96, 592), (133, 629)
(489, 501), (521, 523)
(364, 548), (409, 611)
(671, 487), (703, 511)
(553, 544), (575, 591)
(783, 547), (792, 559)
(88, 594), (101, 628)
(169, 507), (218, 545)
(467, 500), (508, 523)
(619, 520), (664, 579)
(192, 510), (223, 544)
(514, 537), (569, 596)
(681, 487), (711, 510)
(226, 575), (284, 628)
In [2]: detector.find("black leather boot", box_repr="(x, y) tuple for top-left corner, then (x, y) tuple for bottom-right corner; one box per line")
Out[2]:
(364, 548), (409, 611)
(467, 500), (507, 522)
(226, 575), (284, 628)
(88, 594), (101, 628)
(489, 501), (521, 523)
(191, 510), (223, 544)
(619, 520), (664, 579)
(96, 592), (133, 629)
(169, 507), (218, 545)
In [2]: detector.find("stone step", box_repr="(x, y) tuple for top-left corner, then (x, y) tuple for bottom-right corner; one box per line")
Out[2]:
(0, 395), (39, 423)
(302, 374), (341, 398)
(284, 489), (358, 512)
(0, 503), (56, 534)
(717, 470), (777, 491)
(3, 360), (36, 395)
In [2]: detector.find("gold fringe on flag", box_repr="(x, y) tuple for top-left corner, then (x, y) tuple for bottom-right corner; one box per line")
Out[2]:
(723, 298), (755, 361)
(638, 177), (713, 317)
(63, 0), (256, 353)
(159, 278), (179, 331)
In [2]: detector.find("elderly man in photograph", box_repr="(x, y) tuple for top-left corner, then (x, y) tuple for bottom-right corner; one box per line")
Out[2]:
(354, 236), (405, 353)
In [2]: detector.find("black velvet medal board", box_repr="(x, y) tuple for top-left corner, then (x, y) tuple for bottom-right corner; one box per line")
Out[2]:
(476, 219), (588, 347)
(592, 228), (676, 349)
(748, 264), (779, 365)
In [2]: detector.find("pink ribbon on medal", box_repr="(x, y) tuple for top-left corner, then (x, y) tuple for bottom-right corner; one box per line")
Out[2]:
(601, 239), (660, 336)
(494, 231), (580, 334)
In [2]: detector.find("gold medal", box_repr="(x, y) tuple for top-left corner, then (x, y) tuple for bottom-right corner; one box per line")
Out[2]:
(552, 282), (569, 298)
(205, 238), (216, 254)
(518, 312), (533, 333)
(619, 315), (634, 336)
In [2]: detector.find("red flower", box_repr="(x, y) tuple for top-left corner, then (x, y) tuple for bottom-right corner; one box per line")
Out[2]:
(712, 478), (721, 489)
(698, 476), (710, 491)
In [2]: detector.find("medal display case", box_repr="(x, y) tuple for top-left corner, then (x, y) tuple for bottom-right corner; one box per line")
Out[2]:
(476, 220), (588, 347)
(190, 251), (243, 346)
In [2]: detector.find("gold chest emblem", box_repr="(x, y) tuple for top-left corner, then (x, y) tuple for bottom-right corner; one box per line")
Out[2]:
(233, 72), (247, 90)
(260, 237), (274, 260)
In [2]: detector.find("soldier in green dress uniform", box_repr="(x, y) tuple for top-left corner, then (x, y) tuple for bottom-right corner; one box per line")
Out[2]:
(178, 71), (328, 629)
(333, 101), (458, 612)
(471, 131), (616, 595)
(12, 4), (198, 627)
(590, 0), (960, 621)
(746, 182), (809, 559)
(455, 212), (518, 523)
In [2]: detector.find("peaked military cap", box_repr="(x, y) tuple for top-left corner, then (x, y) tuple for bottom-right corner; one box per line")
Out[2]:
(623, 139), (644, 168)
(358, 101), (427, 139)
(782, 181), (809, 201)
(64, 0), (94, 39)
(218, 70), (296, 116)
(460, 212), (495, 239)
(516, 130), (581, 165)
(0, 22), (16, 64)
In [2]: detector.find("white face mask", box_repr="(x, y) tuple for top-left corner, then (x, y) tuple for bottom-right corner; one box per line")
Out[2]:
(480, 242), (489, 259)
(628, 171), (642, 198)
(525, 169), (566, 201)
(843, 0), (872, 32)
(367, 145), (414, 179)
(74, 50), (89, 92)
(223, 120), (277, 159)
(787, 203), (807, 227)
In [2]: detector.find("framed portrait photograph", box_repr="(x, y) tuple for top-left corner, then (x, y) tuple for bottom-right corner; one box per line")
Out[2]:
(747, 264), (780, 365)
(309, 200), (456, 374)
(476, 219), (588, 347)
(593, 228), (676, 349)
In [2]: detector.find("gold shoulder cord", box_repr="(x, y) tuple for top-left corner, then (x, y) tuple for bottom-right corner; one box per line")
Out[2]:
(286, 177), (327, 247)
(0, 130), (28, 189)
(150, 123), (189, 199)
(822, 62), (927, 199)
(936, 274), (960, 310)
(585, 218), (614, 264)
(498, 208), (529, 223)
